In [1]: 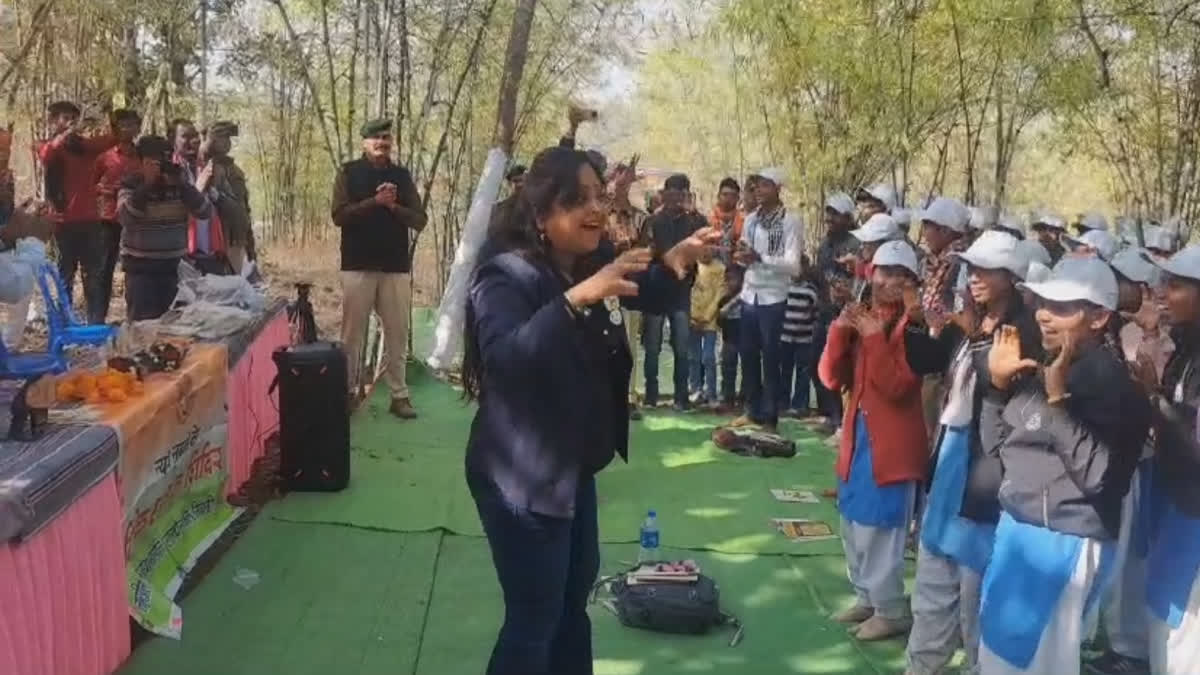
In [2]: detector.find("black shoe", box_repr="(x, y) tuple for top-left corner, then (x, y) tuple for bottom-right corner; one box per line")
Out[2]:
(629, 407), (643, 421)
(1085, 651), (1150, 675)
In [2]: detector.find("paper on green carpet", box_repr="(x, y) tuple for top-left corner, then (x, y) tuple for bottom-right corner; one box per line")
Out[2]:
(117, 516), (440, 675)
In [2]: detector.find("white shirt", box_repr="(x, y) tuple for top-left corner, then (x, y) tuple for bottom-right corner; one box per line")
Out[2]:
(738, 207), (803, 306)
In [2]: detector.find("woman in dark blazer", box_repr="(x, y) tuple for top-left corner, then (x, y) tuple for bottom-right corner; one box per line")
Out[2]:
(461, 146), (717, 675)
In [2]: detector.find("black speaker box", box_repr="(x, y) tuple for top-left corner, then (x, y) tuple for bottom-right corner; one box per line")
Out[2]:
(272, 341), (350, 492)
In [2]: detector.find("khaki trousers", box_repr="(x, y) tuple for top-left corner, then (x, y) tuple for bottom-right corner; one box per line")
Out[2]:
(623, 308), (642, 402)
(341, 271), (411, 401)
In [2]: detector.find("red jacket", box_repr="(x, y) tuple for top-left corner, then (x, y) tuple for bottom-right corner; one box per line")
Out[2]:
(818, 310), (929, 486)
(94, 143), (140, 222)
(37, 132), (115, 225)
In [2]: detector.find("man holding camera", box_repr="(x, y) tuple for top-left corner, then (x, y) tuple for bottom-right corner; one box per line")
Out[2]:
(331, 118), (427, 419)
(37, 100), (116, 323)
(116, 135), (211, 320)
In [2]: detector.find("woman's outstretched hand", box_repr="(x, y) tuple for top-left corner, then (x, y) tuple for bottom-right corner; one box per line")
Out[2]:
(565, 248), (652, 308)
(988, 324), (1039, 390)
(663, 226), (723, 279)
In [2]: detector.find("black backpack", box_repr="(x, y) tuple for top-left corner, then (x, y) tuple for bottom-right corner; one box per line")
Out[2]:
(593, 565), (743, 646)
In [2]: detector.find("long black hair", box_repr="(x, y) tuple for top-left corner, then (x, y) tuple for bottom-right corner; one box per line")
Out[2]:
(461, 146), (603, 400)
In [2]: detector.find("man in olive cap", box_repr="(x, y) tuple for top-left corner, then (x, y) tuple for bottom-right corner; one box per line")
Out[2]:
(331, 118), (427, 418)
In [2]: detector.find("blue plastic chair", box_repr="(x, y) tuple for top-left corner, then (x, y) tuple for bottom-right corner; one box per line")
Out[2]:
(0, 331), (67, 378)
(35, 262), (117, 354)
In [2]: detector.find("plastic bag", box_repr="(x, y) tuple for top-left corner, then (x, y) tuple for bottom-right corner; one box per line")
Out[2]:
(172, 259), (265, 311)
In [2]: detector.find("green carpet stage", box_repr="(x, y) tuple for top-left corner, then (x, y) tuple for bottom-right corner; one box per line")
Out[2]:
(119, 339), (925, 674)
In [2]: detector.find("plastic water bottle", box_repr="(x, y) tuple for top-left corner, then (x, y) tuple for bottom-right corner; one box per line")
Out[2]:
(638, 510), (660, 562)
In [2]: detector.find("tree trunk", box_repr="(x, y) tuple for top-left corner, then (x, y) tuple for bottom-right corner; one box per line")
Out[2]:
(493, 0), (537, 153)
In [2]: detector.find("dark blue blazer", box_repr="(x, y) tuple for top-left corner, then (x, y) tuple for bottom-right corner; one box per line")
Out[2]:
(465, 241), (677, 517)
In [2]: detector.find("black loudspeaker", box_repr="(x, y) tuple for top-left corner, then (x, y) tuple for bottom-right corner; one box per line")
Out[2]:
(272, 342), (350, 492)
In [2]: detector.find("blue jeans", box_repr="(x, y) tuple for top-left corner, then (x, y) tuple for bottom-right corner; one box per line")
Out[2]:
(643, 307), (690, 406)
(779, 340), (812, 411)
(739, 301), (786, 426)
(687, 329), (718, 401)
(720, 318), (741, 404)
(468, 470), (599, 675)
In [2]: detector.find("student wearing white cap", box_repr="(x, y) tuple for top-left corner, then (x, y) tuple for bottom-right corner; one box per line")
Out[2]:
(855, 183), (897, 225)
(1143, 225), (1177, 260)
(994, 212), (1026, 241)
(893, 206), (912, 229)
(848, 213), (903, 302)
(978, 256), (1152, 675)
(732, 167), (803, 432)
(916, 197), (972, 437)
(968, 205), (999, 238)
(812, 192), (860, 432)
(1076, 211), (1110, 235)
(819, 240), (929, 641)
(1139, 245), (1200, 675)
(1083, 246), (1167, 675)
(1066, 228), (1120, 262)
(1030, 211), (1068, 265)
(905, 230), (1042, 675)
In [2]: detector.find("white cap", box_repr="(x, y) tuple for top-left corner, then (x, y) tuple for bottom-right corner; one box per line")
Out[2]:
(919, 197), (970, 233)
(825, 192), (854, 216)
(758, 167), (786, 188)
(1078, 212), (1109, 232)
(1109, 247), (1159, 285)
(859, 184), (897, 211)
(892, 207), (912, 229)
(1144, 225), (1176, 253)
(852, 213), (902, 243)
(1018, 238), (1052, 268)
(1025, 261), (1052, 284)
(1030, 210), (1066, 231)
(1151, 245), (1200, 283)
(997, 212), (1025, 235)
(1065, 229), (1119, 261)
(1020, 255), (1119, 311)
(968, 205), (999, 230)
(953, 229), (1028, 279)
(872, 240), (920, 277)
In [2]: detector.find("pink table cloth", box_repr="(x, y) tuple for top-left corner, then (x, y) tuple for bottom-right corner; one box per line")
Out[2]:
(0, 308), (289, 675)
(0, 475), (129, 675)
(224, 310), (289, 495)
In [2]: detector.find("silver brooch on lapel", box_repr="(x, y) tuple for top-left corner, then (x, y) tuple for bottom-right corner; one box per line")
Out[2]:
(604, 296), (622, 326)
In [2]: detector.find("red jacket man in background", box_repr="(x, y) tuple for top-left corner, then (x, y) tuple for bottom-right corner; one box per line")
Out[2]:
(37, 100), (115, 324)
(93, 108), (142, 323)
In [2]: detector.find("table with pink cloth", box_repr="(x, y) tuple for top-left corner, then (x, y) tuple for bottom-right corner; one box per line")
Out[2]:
(0, 302), (290, 675)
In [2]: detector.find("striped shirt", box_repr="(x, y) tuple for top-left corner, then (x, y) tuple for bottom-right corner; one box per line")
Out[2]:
(117, 174), (211, 259)
(782, 281), (818, 344)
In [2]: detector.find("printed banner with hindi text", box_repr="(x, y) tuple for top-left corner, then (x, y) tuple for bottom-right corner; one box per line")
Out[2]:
(106, 344), (243, 638)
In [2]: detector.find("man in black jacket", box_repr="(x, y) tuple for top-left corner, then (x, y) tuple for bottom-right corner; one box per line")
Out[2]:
(331, 119), (427, 417)
(977, 256), (1151, 675)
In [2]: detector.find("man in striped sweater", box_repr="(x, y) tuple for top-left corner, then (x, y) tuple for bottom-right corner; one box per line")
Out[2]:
(117, 135), (211, 320)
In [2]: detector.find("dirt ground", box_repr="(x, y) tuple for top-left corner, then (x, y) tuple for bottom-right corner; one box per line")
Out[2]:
(19, 237), (442, 348)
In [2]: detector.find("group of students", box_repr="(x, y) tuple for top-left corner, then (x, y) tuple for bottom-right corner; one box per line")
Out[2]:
(806, 190), (1200, 675)
(469, 109), (1200, 673)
